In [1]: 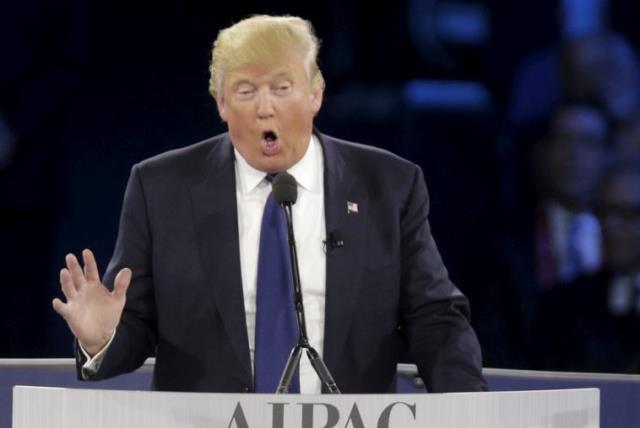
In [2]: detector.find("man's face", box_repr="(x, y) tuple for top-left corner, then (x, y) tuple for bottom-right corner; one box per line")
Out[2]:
(540, 106), (608, 208)
(598, 172), (640, 273)
(216, 57), (323, 173)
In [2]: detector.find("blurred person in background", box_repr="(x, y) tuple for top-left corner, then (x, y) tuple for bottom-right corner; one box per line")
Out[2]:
(600, 161), (640, 322)
(506, 0), (610, 133)
(614, 116), (640, 159)
(500, 0), (640, 231)
(532, 99), (611, 287)
(533, 160), (640, 373)
(491, 99), (612, 369)
(559, 31), (640, 126)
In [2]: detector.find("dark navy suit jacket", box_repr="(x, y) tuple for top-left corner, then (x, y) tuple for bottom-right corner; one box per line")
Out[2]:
(80, 132), (487, 393)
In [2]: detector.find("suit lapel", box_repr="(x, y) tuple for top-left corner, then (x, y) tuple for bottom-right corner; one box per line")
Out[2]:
(320, 134), (369, 374)
(189, 136), (252, 384)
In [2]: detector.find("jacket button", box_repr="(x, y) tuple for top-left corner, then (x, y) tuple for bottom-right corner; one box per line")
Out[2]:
(242, 385), (251, 393)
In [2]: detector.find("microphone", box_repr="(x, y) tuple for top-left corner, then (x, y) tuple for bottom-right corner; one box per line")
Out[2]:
(272, 172), (297, 206)
(271, 172), (340, 394)
(324, 230), (344, 253)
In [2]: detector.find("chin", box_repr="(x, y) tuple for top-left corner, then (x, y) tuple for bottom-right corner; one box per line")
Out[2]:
(258, 159), (287, 174)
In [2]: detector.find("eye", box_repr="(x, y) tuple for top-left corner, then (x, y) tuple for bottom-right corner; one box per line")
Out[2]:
(273, 82), (292, 95)
(234, 85), (256, 100)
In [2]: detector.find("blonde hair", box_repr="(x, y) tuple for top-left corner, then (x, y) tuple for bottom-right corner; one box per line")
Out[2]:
(209, 15), (325, 99)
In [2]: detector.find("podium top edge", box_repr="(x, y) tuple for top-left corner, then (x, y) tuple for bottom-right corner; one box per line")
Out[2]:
(3, 360), (639, 383)
(11, 385), (600, 397)
(0, 358), (155, 369)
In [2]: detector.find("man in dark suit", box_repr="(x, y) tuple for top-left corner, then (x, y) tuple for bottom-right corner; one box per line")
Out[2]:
(52, 15), (486, 394)
(532, 160), (640, 373)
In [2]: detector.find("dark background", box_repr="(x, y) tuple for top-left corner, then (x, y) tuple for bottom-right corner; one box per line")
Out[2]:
(1, 0), (639, 368)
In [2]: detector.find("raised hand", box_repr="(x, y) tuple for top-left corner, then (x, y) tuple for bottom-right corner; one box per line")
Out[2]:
(52, 249), (131, 356)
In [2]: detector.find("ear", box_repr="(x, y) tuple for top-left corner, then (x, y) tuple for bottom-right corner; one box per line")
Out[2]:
(215, 96), (228, 122)
(310, 86), (324, 116)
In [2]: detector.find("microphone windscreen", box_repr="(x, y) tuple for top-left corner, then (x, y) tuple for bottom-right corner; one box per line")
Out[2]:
(272, 172), (298, 205)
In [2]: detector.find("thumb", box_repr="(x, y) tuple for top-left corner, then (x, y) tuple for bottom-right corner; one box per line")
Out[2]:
(113, 268), (132, 300)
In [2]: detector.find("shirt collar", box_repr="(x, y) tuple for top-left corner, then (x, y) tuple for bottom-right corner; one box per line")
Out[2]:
(288, 134), (322, 193)
(234, 148), (266, 196)
(234, 134), (322, 195)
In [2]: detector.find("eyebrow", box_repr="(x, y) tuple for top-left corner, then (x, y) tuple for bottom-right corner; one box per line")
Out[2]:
(230, 79), (254, 90)
(271, 70), (294, 80)
(230, 70), (294, 88)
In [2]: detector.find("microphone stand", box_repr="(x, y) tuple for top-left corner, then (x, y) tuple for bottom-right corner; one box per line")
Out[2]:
(276, 203), (340, 394)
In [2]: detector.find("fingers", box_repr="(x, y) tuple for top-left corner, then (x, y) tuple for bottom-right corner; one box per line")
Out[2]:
(113, 268), (132, 300)
(60, 268), (78, 300)
(82, 249), (101, 283)
(52, 297), (70, 319)
(66, 253), (86, 289)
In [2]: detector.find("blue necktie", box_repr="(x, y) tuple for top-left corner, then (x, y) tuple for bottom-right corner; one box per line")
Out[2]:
(254, 178), (300, 393)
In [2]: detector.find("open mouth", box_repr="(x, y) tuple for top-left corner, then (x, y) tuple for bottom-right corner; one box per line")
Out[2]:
(261, 130), (281, 156)
(263, 130), (278, 142)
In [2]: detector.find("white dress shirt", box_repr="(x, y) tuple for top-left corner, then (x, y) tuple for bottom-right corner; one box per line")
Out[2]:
(546, 203), (602, 283)
(82, 135), (327, 394)
(235, 135), (326, 394)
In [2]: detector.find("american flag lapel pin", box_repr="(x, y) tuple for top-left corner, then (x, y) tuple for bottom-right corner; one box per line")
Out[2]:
(347, 201), (358, 214)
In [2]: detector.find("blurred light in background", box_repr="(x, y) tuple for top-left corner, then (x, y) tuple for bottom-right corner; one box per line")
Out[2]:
(403, 79), (491, 112)
(561, 0), (608, 38)
(408, 0), (490, 69)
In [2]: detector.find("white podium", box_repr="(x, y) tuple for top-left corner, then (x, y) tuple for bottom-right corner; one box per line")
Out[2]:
(12, 386), (599, 428)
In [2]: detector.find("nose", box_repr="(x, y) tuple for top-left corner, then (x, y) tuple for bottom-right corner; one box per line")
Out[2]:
(256, 88), (275, 119)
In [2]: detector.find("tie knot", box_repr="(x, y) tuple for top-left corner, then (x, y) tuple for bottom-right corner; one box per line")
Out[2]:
(265, 173), (277, 183)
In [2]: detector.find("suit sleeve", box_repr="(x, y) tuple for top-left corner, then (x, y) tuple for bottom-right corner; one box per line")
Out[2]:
(400, 165), (487, 392)
(75, 164), (157, 380)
